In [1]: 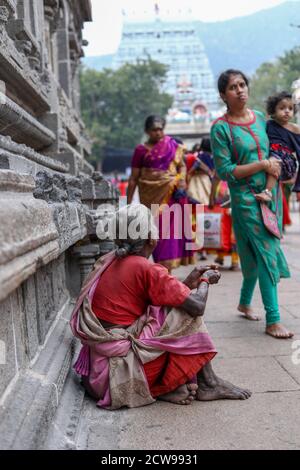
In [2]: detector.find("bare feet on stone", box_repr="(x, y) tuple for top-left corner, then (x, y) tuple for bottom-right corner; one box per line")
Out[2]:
(265, 323), (294, 339)
(197, 376), (252, 401)
(238, 304), (261, 321)
(196, 362), (252, 401)
(159, 383), (198, 405)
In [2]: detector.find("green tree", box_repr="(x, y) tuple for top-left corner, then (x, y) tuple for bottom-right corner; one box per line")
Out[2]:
(280, 47), (300, 88)
(249, 46), (300, 113)
(80, 59), (173, 167)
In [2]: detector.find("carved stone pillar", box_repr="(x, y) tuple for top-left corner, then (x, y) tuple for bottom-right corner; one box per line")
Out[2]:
(43, 0), (59, 75)
(81, 171), (119, 255)
(0, 1), (17, 17)
(72, 243), (100, 284)
(57, 7), (71, 99)
(43, 0), (59, 27)
(0, 5), (9, 32)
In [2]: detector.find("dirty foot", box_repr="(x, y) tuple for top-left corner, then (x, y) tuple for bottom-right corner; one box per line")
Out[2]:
(238, 304), (261, 321)
(197, 362), (252, 401)
(266, 323), (294, 339)
(159, 383), (198, 405)
(197, 378), (252, 401)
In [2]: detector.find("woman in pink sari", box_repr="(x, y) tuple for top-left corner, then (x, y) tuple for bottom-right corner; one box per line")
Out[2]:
(127, 115), (195, 272)
(70, 204), (251, 410)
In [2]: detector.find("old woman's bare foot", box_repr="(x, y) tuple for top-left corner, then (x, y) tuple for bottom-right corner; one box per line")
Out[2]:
(196, 362), (252, 401)
(159, 383), (198, 405)
(238, 304), (261, 321)
(197, 382), (252, 401)
(197, 376), (252, 401)
(266, 323), (294, 339)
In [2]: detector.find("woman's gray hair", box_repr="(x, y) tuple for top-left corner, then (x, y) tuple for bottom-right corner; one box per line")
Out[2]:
(111, 204), (158, 258)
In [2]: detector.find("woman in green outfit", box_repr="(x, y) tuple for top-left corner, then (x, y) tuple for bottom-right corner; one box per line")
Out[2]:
(210, 69), (293, 339)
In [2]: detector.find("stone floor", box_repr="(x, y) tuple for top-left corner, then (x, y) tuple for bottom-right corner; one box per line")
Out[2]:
(45, 211), (300, 450)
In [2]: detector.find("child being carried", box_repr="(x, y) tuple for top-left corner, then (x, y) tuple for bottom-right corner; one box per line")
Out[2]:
(255, 91), (300, 202)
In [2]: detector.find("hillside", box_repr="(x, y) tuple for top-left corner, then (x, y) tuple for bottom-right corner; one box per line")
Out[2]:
(198, 1), (300, 76)
(83, 1), (300, 76)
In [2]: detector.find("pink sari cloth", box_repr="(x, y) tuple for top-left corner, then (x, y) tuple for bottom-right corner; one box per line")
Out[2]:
(70, 252), (217, 410)
(132, 136), (195, 270)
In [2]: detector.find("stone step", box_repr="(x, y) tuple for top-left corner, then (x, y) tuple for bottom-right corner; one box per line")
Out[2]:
(0, 302), (75, 450)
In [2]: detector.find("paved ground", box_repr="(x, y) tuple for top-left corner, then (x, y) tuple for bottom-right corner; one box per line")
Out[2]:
(46, 211), (300, 450)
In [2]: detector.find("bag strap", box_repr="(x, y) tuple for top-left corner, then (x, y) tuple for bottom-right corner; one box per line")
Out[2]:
(224, 114), (280, 214)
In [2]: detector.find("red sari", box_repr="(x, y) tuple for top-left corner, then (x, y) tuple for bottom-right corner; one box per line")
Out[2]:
(91, 255), (214, 396)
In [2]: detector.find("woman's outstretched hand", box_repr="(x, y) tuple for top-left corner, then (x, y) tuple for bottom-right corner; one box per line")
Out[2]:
(200, 269), (221, 285)
(183, 264), (220, 290)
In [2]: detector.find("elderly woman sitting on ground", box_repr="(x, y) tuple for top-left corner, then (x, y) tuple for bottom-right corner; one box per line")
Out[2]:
(71, 204), (251, 409)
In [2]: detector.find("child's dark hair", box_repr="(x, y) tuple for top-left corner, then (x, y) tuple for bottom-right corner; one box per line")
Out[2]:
(266, 91), (294, 116)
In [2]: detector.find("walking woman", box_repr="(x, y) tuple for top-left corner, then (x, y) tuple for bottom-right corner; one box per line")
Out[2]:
(127, 115), (195, 272)
(186, 138), (214, 206)
(210, 69), (293, 339)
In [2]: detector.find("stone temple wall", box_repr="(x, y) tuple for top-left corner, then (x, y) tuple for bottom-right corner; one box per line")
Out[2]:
(0, 1), (118, 449)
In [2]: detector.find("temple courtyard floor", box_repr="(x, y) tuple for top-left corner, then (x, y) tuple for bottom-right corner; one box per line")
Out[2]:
(46, 211), (300, 450)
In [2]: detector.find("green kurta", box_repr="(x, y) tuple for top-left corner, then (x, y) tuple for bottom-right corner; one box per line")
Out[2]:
(210, 110), (290, 285)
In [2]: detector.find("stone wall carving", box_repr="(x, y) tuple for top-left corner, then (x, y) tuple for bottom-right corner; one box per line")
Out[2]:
(0, 0), (120, 450)
(0, 134), (69, 174)
(0, 2), (50, 111)
(0, 170), (60, 303)
(0, 0), (92, 171)
(0, 85), (56, 149)
(44, 0), (60, 32)
(58, 88), (81, 144)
